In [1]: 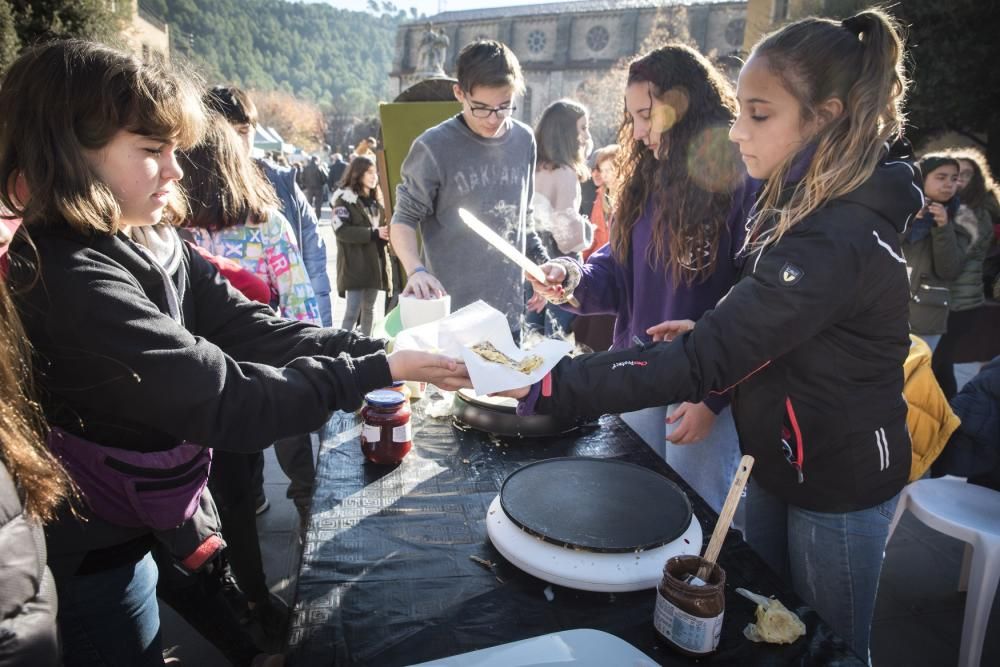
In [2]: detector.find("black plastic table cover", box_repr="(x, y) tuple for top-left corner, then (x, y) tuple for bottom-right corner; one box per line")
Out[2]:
(286, 406), (864, 666)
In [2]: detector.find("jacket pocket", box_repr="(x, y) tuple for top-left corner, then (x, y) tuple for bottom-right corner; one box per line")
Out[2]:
(910, 283), (950, 333)
(911, 283), (949, 309)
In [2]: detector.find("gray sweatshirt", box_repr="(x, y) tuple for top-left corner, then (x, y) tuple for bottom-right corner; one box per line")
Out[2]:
(391, 115), (546, 331)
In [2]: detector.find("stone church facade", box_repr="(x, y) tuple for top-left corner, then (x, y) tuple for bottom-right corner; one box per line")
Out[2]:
(390, 0), (747, 125)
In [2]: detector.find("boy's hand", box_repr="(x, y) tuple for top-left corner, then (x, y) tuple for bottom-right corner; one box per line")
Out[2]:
(402, 271), (447, 299)
(527, 292), (547, 314)
(387, 350), (470, 390)
(646, 319), (695, 342)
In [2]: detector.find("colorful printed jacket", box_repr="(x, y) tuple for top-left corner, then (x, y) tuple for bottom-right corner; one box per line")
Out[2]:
(189, 210), (320, 325)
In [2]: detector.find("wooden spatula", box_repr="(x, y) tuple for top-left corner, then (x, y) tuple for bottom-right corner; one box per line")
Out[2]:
(696, 454), (754, 582)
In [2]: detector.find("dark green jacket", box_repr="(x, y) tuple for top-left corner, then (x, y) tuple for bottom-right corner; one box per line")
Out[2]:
(331, 189), (392, 295)
(900, 220), (966, 334)
(948, 205), (995, 311)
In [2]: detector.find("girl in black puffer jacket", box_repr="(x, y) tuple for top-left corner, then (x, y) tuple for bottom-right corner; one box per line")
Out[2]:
(521, 10), (918, 660)
(0, 264), (74, 667)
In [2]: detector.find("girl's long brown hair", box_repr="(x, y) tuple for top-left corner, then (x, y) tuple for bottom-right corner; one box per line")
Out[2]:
(178, 113), (278, 231)
(338, 155), (384, 207)
(0, 268), (74, 523)
(0, 40), (205, 236)
(612, 44), (740, 286)
(747, 9), (908, 247)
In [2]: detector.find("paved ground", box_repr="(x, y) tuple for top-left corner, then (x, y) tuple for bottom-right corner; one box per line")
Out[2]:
(161, 208), (1000, 665)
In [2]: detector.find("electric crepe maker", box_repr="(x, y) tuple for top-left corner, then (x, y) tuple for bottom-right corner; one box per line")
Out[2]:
(452, 388), (579, 438)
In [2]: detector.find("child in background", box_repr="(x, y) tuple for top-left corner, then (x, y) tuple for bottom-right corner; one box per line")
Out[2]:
(205, 86), (333, 327)
(0, 40), (465, 666)
(900, 155), (970, 351)
(181, 114), (319, 324)
(954, 148), (1000, 298)
(520, 11), (920, 659)
(331, 155), (392, 336)
(919, 151), (996, 398)
(582, 144), (619, 262)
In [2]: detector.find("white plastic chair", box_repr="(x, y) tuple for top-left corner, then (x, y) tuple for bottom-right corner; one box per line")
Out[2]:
(888, 477), (1000, 667)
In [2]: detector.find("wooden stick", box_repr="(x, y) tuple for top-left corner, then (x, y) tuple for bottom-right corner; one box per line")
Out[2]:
(697, 454), (754, 581)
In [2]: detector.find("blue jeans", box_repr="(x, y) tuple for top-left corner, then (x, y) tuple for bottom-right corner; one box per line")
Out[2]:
(57, 552), (164, 667)
(623, 405), (747, 536)
(917, 333), (941, 352)
(745, 483), (898, 661)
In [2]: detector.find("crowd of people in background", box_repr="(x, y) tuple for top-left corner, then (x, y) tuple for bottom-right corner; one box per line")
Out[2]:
(0, 8), (998, 667)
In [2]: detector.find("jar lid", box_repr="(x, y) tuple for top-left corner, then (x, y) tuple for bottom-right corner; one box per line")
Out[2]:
(365, 389), (406, 408)
(391, 381), (406, 388)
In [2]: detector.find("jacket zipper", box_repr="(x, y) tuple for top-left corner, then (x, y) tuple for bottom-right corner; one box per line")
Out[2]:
(785, 397), (805, 484)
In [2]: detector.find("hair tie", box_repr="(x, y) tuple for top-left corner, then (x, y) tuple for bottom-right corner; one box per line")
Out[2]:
(841, 15), (865, 37)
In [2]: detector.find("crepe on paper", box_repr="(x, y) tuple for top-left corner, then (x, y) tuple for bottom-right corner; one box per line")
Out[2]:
(471, 341), (544, 375)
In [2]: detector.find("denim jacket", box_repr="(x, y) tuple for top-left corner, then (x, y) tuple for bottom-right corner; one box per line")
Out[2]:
(259, 159), (333, 326)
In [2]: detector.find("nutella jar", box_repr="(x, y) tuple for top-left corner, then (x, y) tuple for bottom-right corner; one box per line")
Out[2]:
(386, 380), (412, 403)
(653, 555), (726, 656)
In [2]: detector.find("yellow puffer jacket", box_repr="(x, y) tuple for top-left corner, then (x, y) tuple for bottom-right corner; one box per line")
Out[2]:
(903, 335), (961, 480)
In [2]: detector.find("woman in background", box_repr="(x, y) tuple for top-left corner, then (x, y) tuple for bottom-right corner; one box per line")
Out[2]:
(331, 155), (392, 336)
(527, 99), (594, 338)
(927, 149), (999, 397)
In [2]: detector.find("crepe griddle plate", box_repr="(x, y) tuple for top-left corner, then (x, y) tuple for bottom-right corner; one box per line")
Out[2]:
(486, 458), (702, 592)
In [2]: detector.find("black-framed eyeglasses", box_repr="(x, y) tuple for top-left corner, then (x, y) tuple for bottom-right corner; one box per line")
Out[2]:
(469, 104), (517, 119)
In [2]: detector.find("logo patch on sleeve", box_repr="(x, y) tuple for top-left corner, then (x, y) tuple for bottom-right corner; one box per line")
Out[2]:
(779, 262), (804, 286)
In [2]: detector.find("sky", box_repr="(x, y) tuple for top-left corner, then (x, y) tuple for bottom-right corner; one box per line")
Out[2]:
(317, 0), (570, 19)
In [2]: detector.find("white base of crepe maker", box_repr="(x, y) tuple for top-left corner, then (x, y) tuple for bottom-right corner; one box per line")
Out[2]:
(485, 494), (703, 593)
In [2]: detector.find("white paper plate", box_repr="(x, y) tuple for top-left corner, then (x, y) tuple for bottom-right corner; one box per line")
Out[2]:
(406, 628), (657, 666)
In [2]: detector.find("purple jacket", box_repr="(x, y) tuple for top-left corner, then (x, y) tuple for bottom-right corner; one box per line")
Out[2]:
(559, 184), (756, 412)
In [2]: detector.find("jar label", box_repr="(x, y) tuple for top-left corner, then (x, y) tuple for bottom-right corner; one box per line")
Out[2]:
(393, 422), (412, 443)
(362, 424), (381, 443)
(654, 589), (723, 654)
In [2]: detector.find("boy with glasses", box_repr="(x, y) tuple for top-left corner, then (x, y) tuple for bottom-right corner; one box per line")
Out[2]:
(390, 40), (547, 333)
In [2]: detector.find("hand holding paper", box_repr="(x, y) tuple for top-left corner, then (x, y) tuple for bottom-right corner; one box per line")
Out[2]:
(394, 301), (571, 395)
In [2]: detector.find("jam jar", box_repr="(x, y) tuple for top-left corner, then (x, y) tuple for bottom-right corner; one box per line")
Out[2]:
(360, 390), (412, 465)
(653, 555), (726, 656)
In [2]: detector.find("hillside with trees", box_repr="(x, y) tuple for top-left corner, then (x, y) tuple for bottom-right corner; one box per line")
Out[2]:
(142, 0), (414, 115)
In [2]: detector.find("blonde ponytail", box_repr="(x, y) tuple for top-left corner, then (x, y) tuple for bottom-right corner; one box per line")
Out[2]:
(748, 8), (908, 246)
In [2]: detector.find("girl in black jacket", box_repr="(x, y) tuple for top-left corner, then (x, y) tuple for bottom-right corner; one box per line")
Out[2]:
(0, 264), (73, 667)
(0, 40), (465, 667)
(520, 10), (919, 660)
